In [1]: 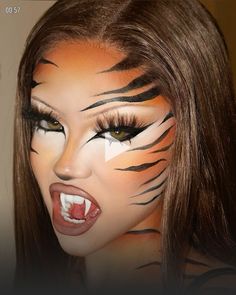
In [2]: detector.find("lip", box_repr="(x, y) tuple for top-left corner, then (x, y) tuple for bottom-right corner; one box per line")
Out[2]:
(49, 182), (101, 236)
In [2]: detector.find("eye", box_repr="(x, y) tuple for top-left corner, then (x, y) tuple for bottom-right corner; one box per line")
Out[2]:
(106, 128), (137, 142)
(92, 113), (152, 144)
(37, 119), (64, 132)
(94, 126), (147, 143)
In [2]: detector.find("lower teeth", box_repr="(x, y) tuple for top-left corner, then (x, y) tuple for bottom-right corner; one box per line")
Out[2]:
(63, 215), (85, 224)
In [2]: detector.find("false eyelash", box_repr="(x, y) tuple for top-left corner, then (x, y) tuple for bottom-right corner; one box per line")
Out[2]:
(22, 104), (60, 125)
(94, 112), (146, 133)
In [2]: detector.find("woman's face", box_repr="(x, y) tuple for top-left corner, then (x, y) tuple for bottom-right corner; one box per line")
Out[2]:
(30, 40), (175, 256)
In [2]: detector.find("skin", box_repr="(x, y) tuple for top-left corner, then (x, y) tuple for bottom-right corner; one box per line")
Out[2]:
(30, 40), (174, 289)
(29, 40), (236, 291)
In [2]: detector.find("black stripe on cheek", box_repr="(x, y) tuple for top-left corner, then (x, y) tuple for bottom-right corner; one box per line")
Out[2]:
(131, 178), (167, 198)
(115, 158), (166, 172)
(136, 261), (161, 270)
(150, 143), (173, 154)
(126, 229), (161, 235)
(80, 86), (161, 112)
(98, 56), (142, 73)
(159, 111), (174, 126)
(130, 192), (163, 206)
(94, 73), (154, 96)
(129, 125), (174, 152)
(30, 147), (39, 154)
(141, 167), (167, 186)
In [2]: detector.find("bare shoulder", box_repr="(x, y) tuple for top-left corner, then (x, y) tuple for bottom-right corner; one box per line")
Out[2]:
(184, 249), (236, 294)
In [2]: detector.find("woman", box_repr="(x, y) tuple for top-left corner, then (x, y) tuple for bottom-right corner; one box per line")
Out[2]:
(14, 0), (236, 294)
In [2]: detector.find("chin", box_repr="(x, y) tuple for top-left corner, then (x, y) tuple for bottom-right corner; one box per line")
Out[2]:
(54, 230), (110, 257)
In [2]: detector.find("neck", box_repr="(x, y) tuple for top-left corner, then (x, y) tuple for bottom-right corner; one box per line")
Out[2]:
(84, 205), (162, 292)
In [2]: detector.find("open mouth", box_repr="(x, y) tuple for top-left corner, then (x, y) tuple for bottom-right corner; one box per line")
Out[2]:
(60, 193), (100, 223)
(49, 183), (101, 236)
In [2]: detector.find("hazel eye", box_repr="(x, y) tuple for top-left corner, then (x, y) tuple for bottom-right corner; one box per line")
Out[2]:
(109, 129), (130, 141)
(38, 119), (63, 132)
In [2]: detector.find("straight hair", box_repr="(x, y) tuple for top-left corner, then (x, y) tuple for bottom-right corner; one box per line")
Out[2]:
(14, 0), (236, 290)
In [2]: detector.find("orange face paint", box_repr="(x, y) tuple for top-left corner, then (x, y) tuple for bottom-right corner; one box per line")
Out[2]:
(29, 40), (176, 256)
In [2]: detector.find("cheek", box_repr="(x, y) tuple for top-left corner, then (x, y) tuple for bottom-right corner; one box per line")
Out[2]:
(30, 131), (65, 181)
(95, 122), (176, 197)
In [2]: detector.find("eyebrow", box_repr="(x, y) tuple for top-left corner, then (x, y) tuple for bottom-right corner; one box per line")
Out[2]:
(31, 96), (60, 112)
(81, 86), (161, 112)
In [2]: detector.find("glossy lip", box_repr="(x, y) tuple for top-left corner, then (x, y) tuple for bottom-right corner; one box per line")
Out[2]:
(49, 182), (101, 236)
(49, 182), (101, 208)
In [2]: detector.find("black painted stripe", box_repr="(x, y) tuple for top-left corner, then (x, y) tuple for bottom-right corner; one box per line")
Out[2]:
(99, 56), (141, 73)
(30, 147), (38, 154)
(129, 125), (174, 152)
(141, 167), (167, 186)
(185, 258), (210, 268)
(31, 80), (43, 88)
(126, 229), (161, 235)
(131, 178), (167, 198)
(94, 73), (154, 96)
(151, 143), (173, 154)
(136, 261), (161, 270)
(159, 111), (174, 125)
(130, 192), (163, 206)
(81, 86), (161, 112)
(38, 58), (58, 67)
(186, 267), (236, 291)
(115, 158), (166, 172)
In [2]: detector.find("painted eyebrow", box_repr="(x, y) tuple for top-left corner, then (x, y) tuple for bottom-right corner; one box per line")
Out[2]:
(98, 56), (142, 73)
(81, 86), (161, 112)
(94, 73), (154, 97)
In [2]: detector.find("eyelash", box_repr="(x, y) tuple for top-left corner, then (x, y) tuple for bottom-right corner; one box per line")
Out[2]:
(22, 106), (150, 143)
(22, 106), (64, 133)
(93, 113), (149, 143)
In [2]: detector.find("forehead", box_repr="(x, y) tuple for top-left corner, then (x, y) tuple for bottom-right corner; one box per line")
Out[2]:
(32, 41), (145, 101)
(37, 41), (126, 72)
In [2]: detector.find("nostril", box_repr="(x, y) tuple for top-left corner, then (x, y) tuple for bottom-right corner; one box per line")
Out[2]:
(55, 172), (73, 181)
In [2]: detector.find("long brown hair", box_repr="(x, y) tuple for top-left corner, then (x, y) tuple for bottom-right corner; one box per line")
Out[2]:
(14, 0), (236, 290)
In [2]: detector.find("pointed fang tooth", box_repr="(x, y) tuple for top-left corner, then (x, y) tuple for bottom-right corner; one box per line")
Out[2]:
(60, 193), (67, 210)
(85, 199), (91, 216)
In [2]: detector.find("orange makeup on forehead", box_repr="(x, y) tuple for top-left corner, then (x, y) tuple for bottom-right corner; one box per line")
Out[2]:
(31, 41), (170, 136)
(32, 41), (152, 111)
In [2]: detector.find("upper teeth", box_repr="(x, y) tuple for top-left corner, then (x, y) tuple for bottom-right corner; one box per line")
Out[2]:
(60, 193), (92, 216)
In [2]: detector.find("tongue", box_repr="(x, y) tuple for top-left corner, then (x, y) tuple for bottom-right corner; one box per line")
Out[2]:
(69, 202), (85, 220)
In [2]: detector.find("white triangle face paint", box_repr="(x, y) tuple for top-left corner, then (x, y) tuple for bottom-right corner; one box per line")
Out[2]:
(104, 134), (130, 162)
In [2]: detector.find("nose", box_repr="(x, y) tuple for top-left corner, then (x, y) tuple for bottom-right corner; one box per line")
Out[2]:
(53, 137), (92, 181)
